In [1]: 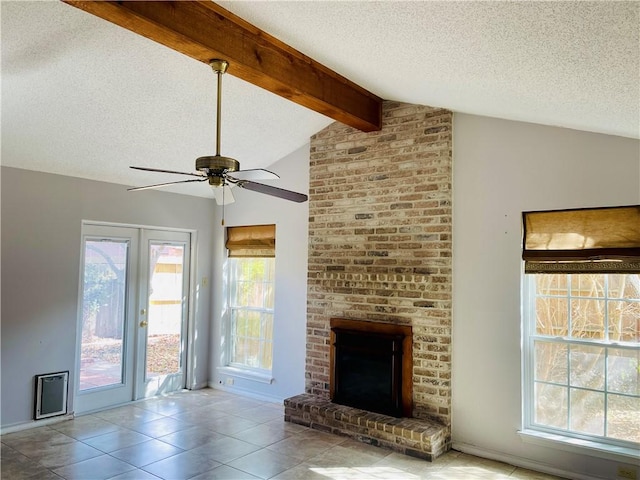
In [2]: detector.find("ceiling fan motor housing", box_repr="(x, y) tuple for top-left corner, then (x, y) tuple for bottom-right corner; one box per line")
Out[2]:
(196, 155), (240, 186)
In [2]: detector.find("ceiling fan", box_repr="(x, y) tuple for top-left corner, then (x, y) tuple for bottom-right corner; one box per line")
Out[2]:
(128, 59), (308, 205)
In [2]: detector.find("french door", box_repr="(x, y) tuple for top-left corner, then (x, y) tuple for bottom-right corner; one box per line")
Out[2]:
(137, 229), (191, 398)
(75, 224), (191, 414)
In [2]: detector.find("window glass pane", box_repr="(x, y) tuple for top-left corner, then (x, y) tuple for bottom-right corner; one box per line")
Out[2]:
(535, 297), (568, 336)
(246, 310), (261, 338)
(607, 394), (640, 443)
(534, 341), (567, 384)
(232, 336), (246, 365)
(264, 283), (275, 309)
(570, 298), (605, 339)
(570, 274), (606, 298)
(235, 313), (248, 337)
(608, 300), (640, 343)
(233, 281), (248, 307)
(536, 274), (568, 296)
(245, 339), (261, 367)
(235, 279), (260, 307)
(570, 388), (604, 436)
(264, 315), (274, 342)
(570, 389), (604, 436)
(232, 259), (272, 308)
(609, 274), (640, 300)
(607, 348), (639, 395)
(260, 340), (273, 370)
(569, 345), (605, 390)
(534, 383), (567, 429)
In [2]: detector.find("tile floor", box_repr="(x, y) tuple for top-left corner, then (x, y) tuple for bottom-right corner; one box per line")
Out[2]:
(1, 389), (566, 479)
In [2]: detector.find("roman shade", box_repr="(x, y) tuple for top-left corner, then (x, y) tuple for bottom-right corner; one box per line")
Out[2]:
(226, 224), (275, 258)
(522, 205), (640, 273)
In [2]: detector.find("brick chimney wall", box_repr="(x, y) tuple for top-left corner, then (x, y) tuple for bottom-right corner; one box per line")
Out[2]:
(306, 101), (453, 425)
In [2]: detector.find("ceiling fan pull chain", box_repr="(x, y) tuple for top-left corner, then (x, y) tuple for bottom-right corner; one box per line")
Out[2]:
(221, 182), (225, 226)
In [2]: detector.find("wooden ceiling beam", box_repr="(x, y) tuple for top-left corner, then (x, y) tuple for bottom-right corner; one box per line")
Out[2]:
(62, 1), (382, 132)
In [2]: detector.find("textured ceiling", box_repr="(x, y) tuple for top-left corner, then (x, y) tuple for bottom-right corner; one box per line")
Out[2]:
(2, 1), (639, 198)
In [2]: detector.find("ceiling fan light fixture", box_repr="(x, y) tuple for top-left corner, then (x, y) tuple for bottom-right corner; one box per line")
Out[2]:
(208, 177), (224, 187)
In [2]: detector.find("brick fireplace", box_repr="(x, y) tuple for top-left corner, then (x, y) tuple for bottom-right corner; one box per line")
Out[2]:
(285, 101), (452, 460)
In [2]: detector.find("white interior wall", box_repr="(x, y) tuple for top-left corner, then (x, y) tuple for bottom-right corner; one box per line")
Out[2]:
(1, 167), (214, 428)
(452, 114), (640, 479)
(209, 144), (310, 401)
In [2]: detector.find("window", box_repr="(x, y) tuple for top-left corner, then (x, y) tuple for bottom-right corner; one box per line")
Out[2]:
(523, 273), (640, 448)
(225, 225), (276, 373)
(228, 257), (275, 371)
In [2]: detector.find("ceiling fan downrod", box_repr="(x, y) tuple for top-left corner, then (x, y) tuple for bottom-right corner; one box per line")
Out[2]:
(195, 59), (239, 186)
(210, 59), (228, 158)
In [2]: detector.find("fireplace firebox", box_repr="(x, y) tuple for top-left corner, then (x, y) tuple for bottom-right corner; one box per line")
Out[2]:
(330, 318), (412, 418)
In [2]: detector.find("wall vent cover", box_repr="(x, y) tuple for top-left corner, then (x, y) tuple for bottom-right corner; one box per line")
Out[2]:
(34, 371), (68, 420)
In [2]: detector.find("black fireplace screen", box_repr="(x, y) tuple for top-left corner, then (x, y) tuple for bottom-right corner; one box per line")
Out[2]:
(332, 329), (404, 417)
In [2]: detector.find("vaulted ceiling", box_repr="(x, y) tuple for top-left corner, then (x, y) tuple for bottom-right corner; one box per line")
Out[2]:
(2, 1), (638, 198)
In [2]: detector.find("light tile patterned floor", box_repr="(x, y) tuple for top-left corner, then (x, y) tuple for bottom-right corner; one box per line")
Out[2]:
(1, 389), (566, 479)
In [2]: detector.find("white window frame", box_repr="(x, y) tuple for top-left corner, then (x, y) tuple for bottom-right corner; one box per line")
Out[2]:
(521, 273), (640, 460)
(226, 256), (275, 375)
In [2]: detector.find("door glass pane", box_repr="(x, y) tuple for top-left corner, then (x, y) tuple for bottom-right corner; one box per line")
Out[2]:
(146, 243), (185, 379)
(79, 240), (129, 391)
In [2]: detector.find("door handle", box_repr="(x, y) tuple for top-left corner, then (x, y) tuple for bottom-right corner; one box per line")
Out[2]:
(139, 320), (148, 327)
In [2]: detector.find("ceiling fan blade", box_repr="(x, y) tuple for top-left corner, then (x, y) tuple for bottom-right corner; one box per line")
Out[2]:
(212, 184), (236, 205)
(130, 166), (205, 178)
(128, 178), (208, 192)
(226, 168), (280, 181)
(237, 180), (308, 203)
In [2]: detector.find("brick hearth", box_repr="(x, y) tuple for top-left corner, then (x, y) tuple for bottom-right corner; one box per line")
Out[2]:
(285, 394), (449, 461)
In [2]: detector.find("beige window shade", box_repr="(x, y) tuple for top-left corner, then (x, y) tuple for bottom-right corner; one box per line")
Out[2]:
(226, 224), (276, 258)
(522, 205), (640, 273)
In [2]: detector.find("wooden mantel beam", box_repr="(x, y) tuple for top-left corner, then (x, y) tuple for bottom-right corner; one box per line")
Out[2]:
(62, 1), (382, 132)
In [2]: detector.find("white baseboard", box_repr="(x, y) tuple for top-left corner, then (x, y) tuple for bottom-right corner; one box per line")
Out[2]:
(1, 414), (74, 435)
(452, 441), (607, 480)
(208, 381), (284, 404)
